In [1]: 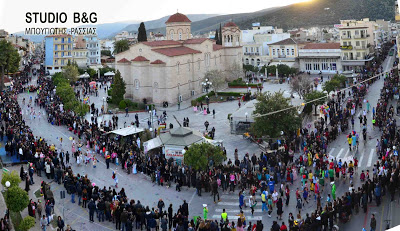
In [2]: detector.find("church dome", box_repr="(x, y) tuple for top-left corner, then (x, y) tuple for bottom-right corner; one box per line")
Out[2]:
(224, 22), (238, 27)
(165, 13), (191, 23)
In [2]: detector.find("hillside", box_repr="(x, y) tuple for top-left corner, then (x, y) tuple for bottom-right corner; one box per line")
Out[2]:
(121, 14), (220, 35)
(236, 0), (395, 29)
(131, 0), (395, 36)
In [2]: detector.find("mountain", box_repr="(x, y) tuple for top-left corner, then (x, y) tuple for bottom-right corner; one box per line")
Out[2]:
(120, 14), (220, 36)
(235, 0), (395, 30)
(142, 0), (395, 36)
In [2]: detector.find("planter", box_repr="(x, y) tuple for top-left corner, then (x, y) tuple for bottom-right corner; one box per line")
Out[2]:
(228, 85), (261, 89)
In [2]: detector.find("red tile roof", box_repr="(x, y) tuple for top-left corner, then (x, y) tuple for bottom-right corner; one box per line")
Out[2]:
(224, 22), (238, 27)
(152, 46), (201, 57)
(183, 38), (209, 44)
(117, 58), (131, 63)
(142, 40), (182, 47)
(303, 43), (341, 50)
(131, 56), (149, 62)
(150, 59), (166, 64)
(269, 38), (297, 46)
(165, 13), (191, 23)
(213, 44), (223, 51)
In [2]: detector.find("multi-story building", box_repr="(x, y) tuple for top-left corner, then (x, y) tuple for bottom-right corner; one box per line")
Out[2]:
(268, 38), (299, 67)
(298, 43), (342, 74)
(0, 29), (8, 40)
(100, 39), (115, 54)
(85, 35), (101, 66)
(339, 19), (376, 72)
(72, 36), (88, 68)
(44, 34), (73, 74)
(115, 31), (137, 43)
(395, 0), (400, 60)
(241, 23), (290, 67)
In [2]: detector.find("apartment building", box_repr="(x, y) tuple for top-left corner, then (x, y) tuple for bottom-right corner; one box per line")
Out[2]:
(44, 34), (73, 74)
(85, 35), (101, 66)
(298, 43), (342, 74)
(241, 23), (290, 67)
(339, 19), (376, 72)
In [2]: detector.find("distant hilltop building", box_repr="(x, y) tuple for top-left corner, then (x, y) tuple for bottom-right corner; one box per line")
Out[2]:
(115, 12), (243, 105)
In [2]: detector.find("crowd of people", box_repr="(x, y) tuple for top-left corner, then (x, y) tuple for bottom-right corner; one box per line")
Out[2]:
(2, 48), (398, 231)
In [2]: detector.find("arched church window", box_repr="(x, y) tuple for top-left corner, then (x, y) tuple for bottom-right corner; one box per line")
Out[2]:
(134, 79), (140, 90)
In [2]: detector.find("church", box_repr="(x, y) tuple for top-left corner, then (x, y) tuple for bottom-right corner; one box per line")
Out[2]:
(115, 13), (242, 105)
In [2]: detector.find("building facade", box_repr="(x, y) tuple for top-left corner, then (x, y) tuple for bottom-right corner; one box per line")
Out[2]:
(115, 13), (242, 105)
(339, 19), (376, 72)
(45, 34), (73, 74)
(85, 35), (101, 66)
(268, 38), (299, 67)
(298, 43), (342, 74)
(241, 24), (290, 67)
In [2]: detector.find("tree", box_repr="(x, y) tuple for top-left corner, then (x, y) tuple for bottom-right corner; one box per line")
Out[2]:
(1, 170), (21, 188)
(266, 65), (276, 76)
(184, 142), (225, 171)
(86, 68), (96, 78)
(323, 79), (340, 94)
(277, 64), (292, 77)
(113, 40), (130, 54)
(204, 70), (225, 96)
(101, 50), (112, 57)
(138, 22), (148, 42)
(19, 216), (36, 231)
(4, 186), (29, 213)
(251, 91), (301, 138)
(289, 74), (312, 99)
(0, 40), (20, 91)
(110, 70), (126, 104)
(63, 62), (79, 83)
(225, 61), (243, 81)
(304, 91), (327, 115)
(218, 24), (222, 45)
(214, 29), (219, 43)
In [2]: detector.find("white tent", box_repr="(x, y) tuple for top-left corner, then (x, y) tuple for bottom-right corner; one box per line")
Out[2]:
(79, 72), (90, 79)
(104, 71), (115, 76)
(108, 126), (144, 136)
(143, 137), (163, 153)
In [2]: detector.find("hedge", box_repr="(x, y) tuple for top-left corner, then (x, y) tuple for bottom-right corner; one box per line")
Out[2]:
(228, 82), (261, 87)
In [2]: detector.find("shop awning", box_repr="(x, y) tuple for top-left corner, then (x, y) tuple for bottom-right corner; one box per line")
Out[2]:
(143, 137), (163, 153)
(104, 71), (115, 76)
(108, 126), (144, 136)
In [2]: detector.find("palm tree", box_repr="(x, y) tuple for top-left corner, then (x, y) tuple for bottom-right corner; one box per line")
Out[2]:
(113, 40), (130, 54)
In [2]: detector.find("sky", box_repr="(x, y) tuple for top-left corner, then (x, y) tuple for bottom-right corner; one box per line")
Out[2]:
(0, 0), (311, 33)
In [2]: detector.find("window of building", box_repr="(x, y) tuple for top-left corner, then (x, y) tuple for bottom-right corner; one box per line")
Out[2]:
(272, 49), (275, 56)
(287, 49), (290, 55)
(257, 59), (260, 66)
(245, 58), (249, 65)
(256, 47), (259, 53)
(179, 33), (182, 40)
(198, 58), (201, 70)
(291, 49), (295, 56)
(245, 47), (248, 53)
(251, 59), (255, 65)
(251, 47), (254, 53)
(134, 79), (140, 90)
(276, 49), (279, 55)
(356, 41), (360, 46)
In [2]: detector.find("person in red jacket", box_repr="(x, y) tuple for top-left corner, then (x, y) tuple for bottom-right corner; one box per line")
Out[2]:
(280, 222), (288, 231)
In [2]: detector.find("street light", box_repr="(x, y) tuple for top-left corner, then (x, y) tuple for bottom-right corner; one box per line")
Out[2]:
(246, 82), (249, 93)
(245, 112), (248, 122)
(202, 78), (212, 93)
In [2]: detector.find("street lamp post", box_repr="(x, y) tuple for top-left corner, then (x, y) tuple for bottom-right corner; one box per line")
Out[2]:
(245, 112), (248, 122)
(102, 97), (105, 114)
(246, 82), (249, 93)
(202, 78), (212, 94)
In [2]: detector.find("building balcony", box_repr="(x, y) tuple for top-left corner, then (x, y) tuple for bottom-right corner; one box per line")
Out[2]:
(354, 46), (367, 50)
(340, 45), (353, 50)
(278, 54), (286, 58)
(341, 35), (351, 39)
(354, 34), (368, 39)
